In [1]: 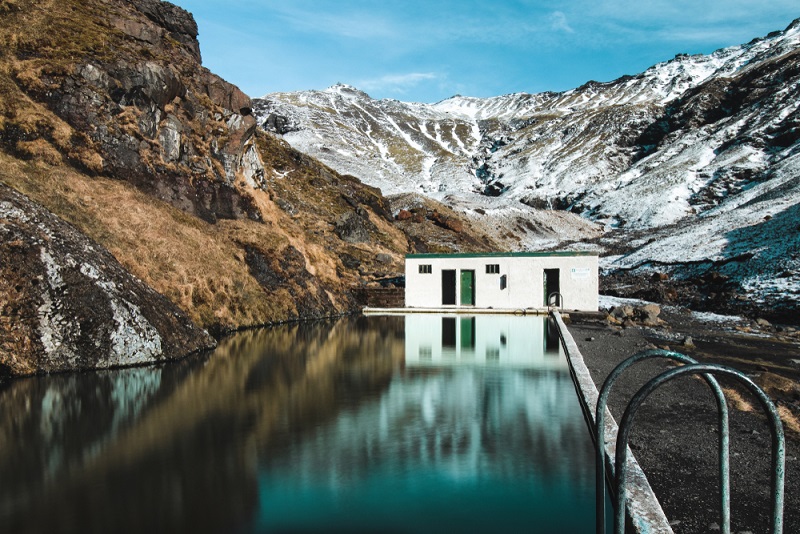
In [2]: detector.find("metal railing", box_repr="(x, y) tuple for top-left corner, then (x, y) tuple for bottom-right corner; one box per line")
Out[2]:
(547, 291), (563, 309)
(596, 350), (785, 534)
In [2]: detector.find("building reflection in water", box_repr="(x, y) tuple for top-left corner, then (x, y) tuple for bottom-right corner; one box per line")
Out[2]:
(407, 314), (563, 367)
(252, 314), (593, 533)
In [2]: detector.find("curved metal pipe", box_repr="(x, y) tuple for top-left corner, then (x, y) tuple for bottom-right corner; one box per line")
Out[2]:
(614, 363), (784, 534)
(548, 291), (563, 309)
(595, 350), (730, 534)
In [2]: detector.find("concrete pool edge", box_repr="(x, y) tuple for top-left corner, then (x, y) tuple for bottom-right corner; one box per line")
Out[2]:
(363, 306), (555, 315)
(552, 311), (674, 534)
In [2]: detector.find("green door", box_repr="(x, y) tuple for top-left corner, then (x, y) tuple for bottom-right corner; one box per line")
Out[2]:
(460, 270), (475, 306)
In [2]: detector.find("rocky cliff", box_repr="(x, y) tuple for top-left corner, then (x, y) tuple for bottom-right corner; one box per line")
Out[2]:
(2, 0), (261, 222)
(0, 184), (215, 375)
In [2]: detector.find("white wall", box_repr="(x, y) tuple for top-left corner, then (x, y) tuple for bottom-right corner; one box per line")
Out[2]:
(405, 253), (598, 311)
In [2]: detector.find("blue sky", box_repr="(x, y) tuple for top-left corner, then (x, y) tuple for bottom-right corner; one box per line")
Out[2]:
(170, 0), (799, 103)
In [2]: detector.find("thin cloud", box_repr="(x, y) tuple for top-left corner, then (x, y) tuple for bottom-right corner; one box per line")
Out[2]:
(358, 73), (440, 95)
(573, 0), (800, 45)
(266, 4), (397, 40)
(550, 11), (574, 34)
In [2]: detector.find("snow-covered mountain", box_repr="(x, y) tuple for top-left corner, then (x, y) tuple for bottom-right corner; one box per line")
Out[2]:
(253, 19), (800, 318)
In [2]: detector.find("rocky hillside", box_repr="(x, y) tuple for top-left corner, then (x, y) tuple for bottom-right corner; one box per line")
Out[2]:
(255, 19), (800, 322)
(0, 0), (498, 375)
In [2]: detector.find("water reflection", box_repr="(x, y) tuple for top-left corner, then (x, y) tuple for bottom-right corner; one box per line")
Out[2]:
(406, 314), (563, 367)
(0, 315), (594, 533)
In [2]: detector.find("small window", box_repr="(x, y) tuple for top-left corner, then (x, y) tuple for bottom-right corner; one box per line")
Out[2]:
(419, 264), (432, 274)
(486, 264), (500, 274)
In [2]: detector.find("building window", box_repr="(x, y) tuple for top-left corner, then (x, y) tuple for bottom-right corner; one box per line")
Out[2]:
(419, 264), (432, 274)
(486, 264), (500, 274)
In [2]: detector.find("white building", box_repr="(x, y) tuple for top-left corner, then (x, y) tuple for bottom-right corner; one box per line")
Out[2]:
(405, 252), (599, 312)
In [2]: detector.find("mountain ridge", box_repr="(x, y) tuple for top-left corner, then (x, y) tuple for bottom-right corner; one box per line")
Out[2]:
(254, 18), (800, 320)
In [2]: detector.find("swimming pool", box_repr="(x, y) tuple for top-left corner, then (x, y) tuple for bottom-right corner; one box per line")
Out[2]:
(0, 314), (599, 533)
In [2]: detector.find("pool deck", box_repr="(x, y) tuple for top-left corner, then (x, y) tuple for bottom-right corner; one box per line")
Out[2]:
(553, 312), (674, 534)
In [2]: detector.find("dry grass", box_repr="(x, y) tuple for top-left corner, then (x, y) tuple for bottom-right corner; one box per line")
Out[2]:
(14, 139), (62, 165)
(778, 405), (800, 434)
(723, 380), (800, 435)
(0, 154), (296, 331)
(0, 60), (105, 173)
(1, 0), (127, 66)
(723, 387), (757, 413)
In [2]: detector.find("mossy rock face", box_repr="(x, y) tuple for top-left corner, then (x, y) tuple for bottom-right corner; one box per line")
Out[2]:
(0, 184), (215, 376)
(1, 0), (262, 223)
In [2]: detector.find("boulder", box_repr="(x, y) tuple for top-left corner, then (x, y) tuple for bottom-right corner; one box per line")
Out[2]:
(201, 71), (252, 115)
(334, 211), (375, 243)
(0, 185), (215, 376)
(638, 303), (663, 326)
(263, 113), (296, 135)
(428, 211), (464, 233)
(610, 305), (634, 320)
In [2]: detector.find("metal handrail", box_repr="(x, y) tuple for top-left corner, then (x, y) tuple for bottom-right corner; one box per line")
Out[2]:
(596, 350), (730, 534)
(547, 291), (563, 309)
(614, 363), (785, 534)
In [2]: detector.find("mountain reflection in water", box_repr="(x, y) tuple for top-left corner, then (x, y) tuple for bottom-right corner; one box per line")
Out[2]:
(0, 315), (594, 533)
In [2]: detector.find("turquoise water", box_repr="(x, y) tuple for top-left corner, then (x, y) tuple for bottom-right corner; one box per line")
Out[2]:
(0, 315), (597, 533)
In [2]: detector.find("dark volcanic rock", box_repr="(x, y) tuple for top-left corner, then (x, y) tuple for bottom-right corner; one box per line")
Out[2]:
(130, 0), (201, 61)
(335, 210), (376, 243)
(8, 0), (262, 224)
(0, 184), (215, 376)
(262, 112), (296, 135)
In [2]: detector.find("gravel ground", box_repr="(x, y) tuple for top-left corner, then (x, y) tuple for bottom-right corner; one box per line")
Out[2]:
(565, 306), (800, 534)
